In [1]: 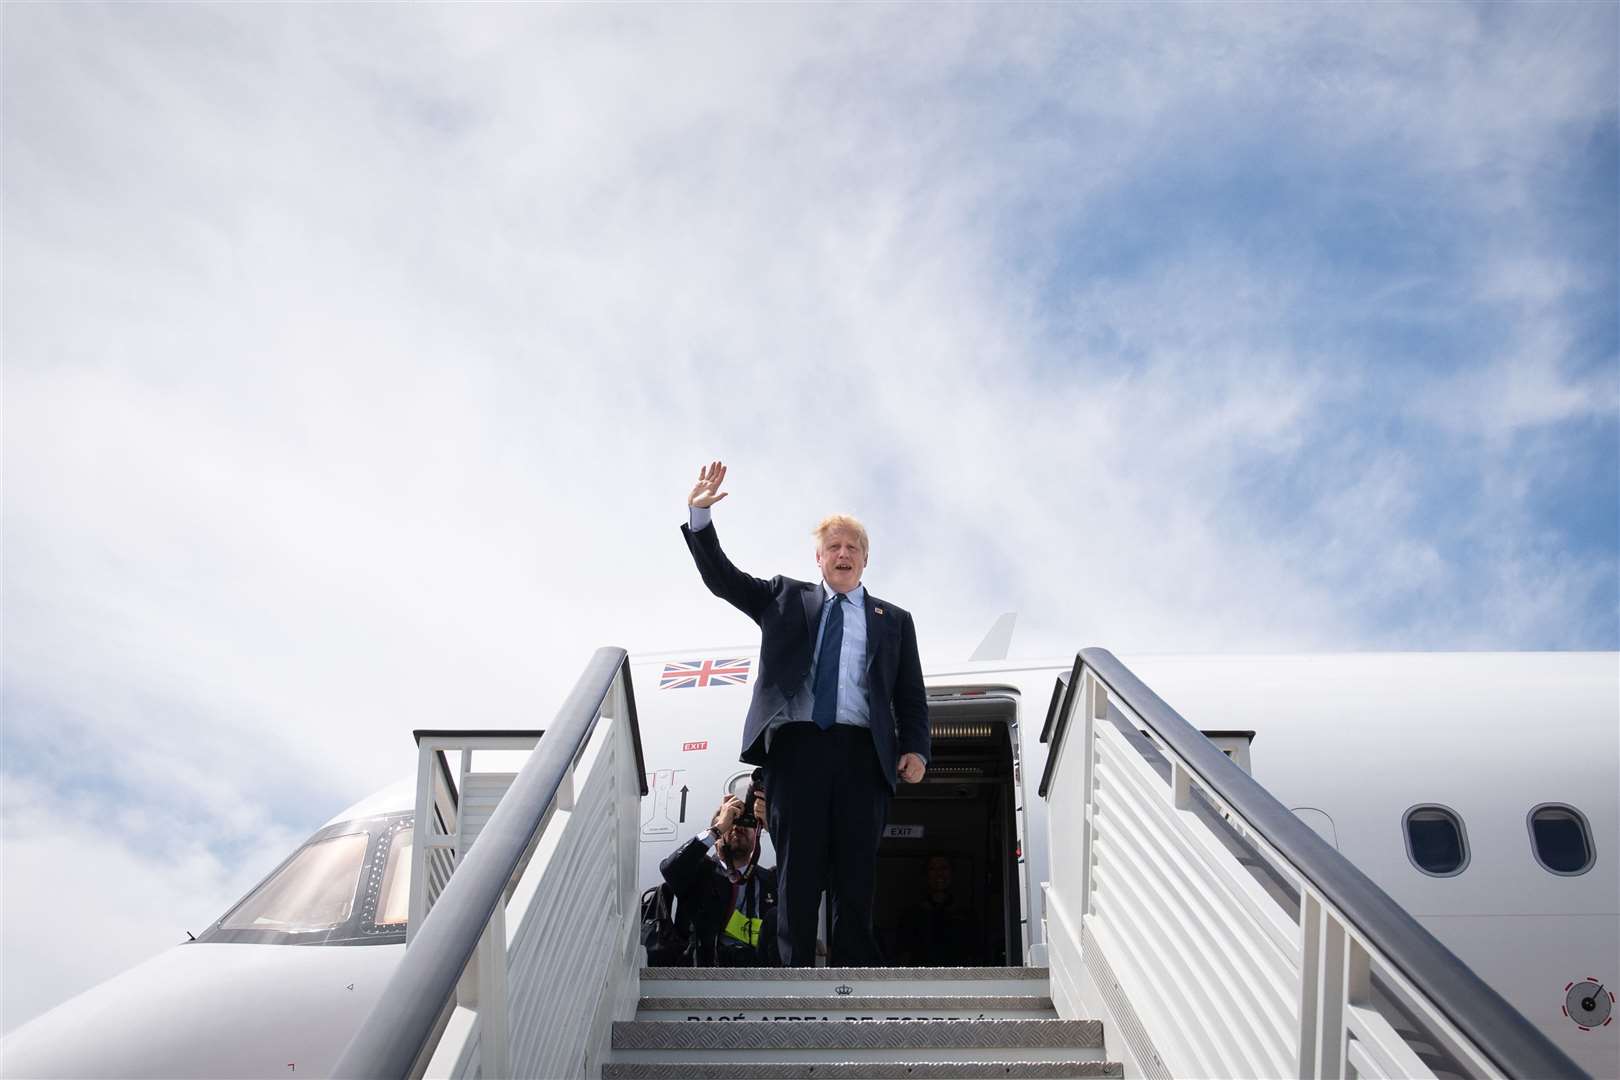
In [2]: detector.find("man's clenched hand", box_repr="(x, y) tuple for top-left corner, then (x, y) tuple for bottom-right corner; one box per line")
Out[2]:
(897, 753), (926, 784)
(689, 461), (729, 509)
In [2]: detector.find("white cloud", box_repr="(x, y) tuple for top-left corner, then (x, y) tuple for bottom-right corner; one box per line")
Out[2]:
(1, 776), (302, 1031)
(3, 2), (1614, 1030)
(1411, 318), (1618, 437)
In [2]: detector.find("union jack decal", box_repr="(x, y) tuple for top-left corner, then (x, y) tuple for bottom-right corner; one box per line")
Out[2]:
(660, 657), (752, 689)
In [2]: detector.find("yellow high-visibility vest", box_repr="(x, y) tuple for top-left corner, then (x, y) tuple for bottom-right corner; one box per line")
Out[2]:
(714, 856), (770, 949)
(724, 908), (764, 947)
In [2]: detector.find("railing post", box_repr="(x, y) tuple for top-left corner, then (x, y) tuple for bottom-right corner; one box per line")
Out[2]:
(1170, 761), (1194, 810)
(457, 749), (475, 863)
(1346, 933), (1371, 1006)
(1076, 668), (1106, 919)
(476, 905), (510, 1080)
(613, 672), (634, 918)
(1317, 910), (1350, 1080)
(1344, 933), (1372, 1073)
(1297, 890), (1323, 1078)
(409, 742), (437, 946)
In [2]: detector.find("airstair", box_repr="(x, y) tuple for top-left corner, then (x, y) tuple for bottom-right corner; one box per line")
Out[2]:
(602, 965), (1118, 1078)
(330, 647), (1586, 1080)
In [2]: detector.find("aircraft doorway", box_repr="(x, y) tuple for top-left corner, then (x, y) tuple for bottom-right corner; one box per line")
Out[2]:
(873, 691), (1023, 967)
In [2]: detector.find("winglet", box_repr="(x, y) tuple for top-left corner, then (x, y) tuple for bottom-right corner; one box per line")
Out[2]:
(968, 613), (1017, 662)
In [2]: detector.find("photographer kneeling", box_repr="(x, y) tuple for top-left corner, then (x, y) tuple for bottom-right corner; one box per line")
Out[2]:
(658, 790), (779, 967)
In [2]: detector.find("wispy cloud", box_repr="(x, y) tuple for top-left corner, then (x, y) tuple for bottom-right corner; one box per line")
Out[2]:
(3, 2), (1615, 1030)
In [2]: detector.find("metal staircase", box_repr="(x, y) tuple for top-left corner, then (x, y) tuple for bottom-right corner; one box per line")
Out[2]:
(332, 647), (1585, 1080)
(602, 965), (1121, 1079)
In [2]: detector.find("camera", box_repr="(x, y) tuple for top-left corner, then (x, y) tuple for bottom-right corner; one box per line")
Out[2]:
(728, 768), (766, 829)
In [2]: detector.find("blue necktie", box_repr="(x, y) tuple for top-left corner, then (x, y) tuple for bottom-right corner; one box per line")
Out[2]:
(811, 593), (846, 730)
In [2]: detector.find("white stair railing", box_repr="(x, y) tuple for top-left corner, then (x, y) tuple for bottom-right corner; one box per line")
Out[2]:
(334, 647), (649, 1080)
(1039, 648), (1583, 1080)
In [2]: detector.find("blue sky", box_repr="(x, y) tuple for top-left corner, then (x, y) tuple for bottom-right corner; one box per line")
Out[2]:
(3, 2), (1616, 1032)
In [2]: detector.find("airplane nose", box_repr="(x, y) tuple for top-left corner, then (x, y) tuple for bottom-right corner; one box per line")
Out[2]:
(0, 942), (403, 1078)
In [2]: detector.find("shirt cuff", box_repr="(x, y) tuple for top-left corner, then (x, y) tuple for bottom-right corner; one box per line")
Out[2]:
(689, 506), (712, 531)
(697, 828), (718, 848)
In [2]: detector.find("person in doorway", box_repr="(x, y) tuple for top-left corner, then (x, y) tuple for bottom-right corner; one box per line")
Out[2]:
(681, 460), (931, 966)
(897, 854), (974, 966)
(658, 792), (778, 966)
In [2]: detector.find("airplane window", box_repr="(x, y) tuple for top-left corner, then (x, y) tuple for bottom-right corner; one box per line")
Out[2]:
(376, 829), (413, 926)
(1529, 805), (1594, 875)
(1404, 806), (1468, 876)
(220, 832), (368, 932)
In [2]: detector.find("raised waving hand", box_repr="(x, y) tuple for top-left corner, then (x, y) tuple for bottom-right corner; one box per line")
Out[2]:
(688, 460), (730, 509)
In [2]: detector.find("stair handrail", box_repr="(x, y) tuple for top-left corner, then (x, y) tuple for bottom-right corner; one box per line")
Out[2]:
(1040, 647), (1583, 1079)
(333, 646), (648, 1079)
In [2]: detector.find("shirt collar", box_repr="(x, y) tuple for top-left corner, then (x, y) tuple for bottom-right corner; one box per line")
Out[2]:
(710, 844), (753, 882)
(820, 580), (866, 607)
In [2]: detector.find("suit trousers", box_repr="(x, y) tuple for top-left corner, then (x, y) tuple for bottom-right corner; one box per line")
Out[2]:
(764, 721), (891, 967)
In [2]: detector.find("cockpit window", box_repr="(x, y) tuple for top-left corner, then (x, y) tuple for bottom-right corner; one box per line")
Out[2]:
(198, 812), (412, 946)
(376, 828), (413, 926)
(221, 832), (369, 932)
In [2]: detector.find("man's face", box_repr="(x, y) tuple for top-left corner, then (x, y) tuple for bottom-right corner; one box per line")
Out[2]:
(816, 527), (868, 594)
(720, 820), (759, 862)
(718, 791), (765, 864)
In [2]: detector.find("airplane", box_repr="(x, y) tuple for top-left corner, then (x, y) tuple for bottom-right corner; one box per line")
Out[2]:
(2, 621), (1614, 1078)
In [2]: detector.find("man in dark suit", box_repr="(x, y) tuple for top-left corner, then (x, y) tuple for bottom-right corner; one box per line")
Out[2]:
(681, 460), (930, 966)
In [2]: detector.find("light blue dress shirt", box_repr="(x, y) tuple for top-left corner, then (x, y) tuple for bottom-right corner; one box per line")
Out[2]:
(811, 582), (871, 733)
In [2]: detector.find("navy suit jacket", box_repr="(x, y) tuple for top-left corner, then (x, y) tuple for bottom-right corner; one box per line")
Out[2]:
(681, 521), (930, 792)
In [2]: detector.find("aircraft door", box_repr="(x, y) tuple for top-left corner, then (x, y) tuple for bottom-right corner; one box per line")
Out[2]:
(874, 690), (1024, 967)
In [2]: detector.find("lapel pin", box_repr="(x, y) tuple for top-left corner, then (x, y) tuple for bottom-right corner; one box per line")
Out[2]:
(874, 606), (884, 615)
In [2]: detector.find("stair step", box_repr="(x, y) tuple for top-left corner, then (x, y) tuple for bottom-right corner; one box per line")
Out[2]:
(637, 996), (1056, 1021)
(610, 1019), (1105, 1064)
(640, 967), (1046, 998)
(603, 1062), (1123, 1079)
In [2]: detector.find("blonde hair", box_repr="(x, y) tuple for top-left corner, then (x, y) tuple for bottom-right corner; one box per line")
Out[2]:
(812, 514), (870, 556)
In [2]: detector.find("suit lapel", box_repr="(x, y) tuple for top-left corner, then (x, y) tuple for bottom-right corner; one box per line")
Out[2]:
(801, 582), (823, 640)
(864, 591), (887, 672)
